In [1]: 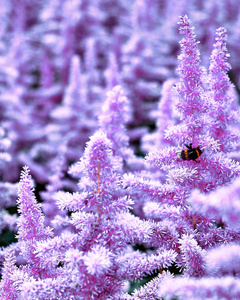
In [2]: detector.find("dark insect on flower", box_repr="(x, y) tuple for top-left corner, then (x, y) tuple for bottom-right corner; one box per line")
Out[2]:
(177, 143), (202, 163)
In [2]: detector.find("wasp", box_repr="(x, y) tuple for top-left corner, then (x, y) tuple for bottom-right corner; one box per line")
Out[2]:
(178, 143), (202, 163)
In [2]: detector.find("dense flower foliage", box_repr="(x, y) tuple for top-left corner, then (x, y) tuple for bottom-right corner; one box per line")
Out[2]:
(1, 1), (240, 299)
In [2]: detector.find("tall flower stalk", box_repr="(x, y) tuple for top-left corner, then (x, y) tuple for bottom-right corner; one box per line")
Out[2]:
(147, 15), (240, 192)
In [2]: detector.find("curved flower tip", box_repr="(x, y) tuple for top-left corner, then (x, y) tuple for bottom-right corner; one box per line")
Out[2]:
(72, 129), (122, 183)
(178, 15), (191, 34)
(99, 85), (131, 155)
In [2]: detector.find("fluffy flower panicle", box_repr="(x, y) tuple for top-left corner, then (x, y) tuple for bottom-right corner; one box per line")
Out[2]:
(188, 177), (240, 227)
(99, 85), (131, 153)
(209, 27), (240, 152)
(209, 27), (232, 98)
(206, 243), (240, 277)
(69, 130), (121, 185)
(0, 250), (19, 300)
(141, 79), (179, 152)
(98, 85), (140, 170)
(17, 166), (53, 241)
(175, 15), (205, 118)
(179, 234), (206, 277)
(58, 131), (134, 224)
(159, 276), (240, 300)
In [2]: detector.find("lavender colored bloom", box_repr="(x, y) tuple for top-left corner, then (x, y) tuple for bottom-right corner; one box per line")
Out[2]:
(206, 243), (240, 277)
(178, 234), (206, 277)
(99, 85), (131, 156)
(0, 250), (19, 299)
(208, 27), (240, 152)
(98, 85), (144, 171)
(17, 166), (53, 241)
(68, 129), (122, 192)
(82, 245), (112, 275)
(141, 78), (179, 153)
(16, 166), (53, 276)
(120, 271), (173, 300)
(159, 276), (240, 300)
(174, 15), (206, 120)
(188, 176), (240, 228)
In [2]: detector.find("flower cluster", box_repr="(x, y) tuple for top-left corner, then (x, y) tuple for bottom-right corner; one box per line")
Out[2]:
(0, 1), (240, 299)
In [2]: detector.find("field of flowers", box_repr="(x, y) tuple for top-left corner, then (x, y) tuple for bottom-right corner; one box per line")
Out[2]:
(1, 1), (240, 299)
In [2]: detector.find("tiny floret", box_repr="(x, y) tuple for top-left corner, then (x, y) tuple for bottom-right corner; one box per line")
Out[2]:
(83, 245), (112, 275)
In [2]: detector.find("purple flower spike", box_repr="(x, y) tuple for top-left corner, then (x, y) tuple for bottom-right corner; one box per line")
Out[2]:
(209, 27), (240, 152)
(99, 85), (131, 156)
(17, 166), (53, 242)
(179, 234), (206, 277)
(0, 250), (19, 299)
(70, 129), (121, 185)
(16, 166), (53, 276)
(99, 85), (144, 171)
(206, 243), (240, 277)
(62, 130), (124, 220)
(175, 15), (205, 119)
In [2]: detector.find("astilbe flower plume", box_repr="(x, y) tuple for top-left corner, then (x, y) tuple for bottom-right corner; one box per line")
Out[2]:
(141, 78), (179, 153)
(0, 250), (19, 300)
(0, 167), (54, 298)
(49, 54), (98, 162)
(99, 85), (131, 157)
(188, 176), (240, 229)
(208, 27), (240, 153)
(98, 85), (144, 171)
(16, 167), (53, 272)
